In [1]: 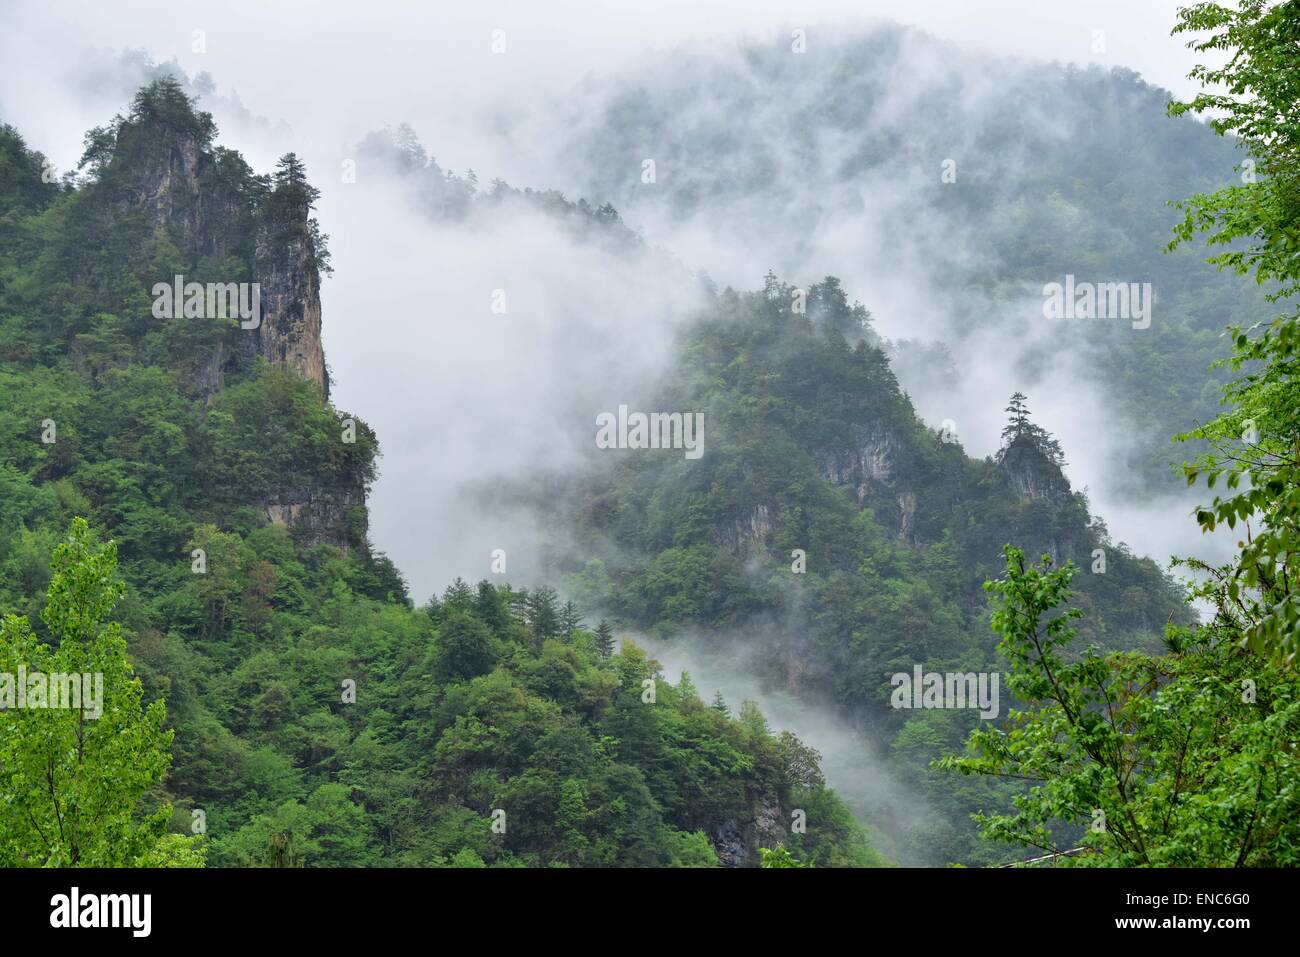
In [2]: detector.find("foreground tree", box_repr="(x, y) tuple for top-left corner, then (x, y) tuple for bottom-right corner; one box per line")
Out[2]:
(759, 845), (811, 868)
(940, 548), (1300, 866)
(1169, 0), (1300, 663)
(0, 518), (203, 867)
(943, 0), (1300, 870)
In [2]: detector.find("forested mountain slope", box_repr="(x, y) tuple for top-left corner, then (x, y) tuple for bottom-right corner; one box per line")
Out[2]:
(530, 273), (1191, 864)
(249, 112), (1194, 865)
(520, 24), (1277, 491)
(0, 80), (879, 867)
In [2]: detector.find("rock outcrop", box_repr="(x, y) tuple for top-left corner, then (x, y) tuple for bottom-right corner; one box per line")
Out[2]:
(109, 86), (329, 397)
(99, 80), (347, 543)
(252, 224), (328, 394)
(998, 434), (1074, 507)
(709, 793), (790, 867)
(815, 424), (923, 541)
(816, 426), (898, 502)
(714, 504), (774, 554)
(262, 481), (366, 548)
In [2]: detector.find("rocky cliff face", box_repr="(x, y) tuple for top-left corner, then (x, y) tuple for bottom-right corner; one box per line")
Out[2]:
(262, 481), (366, 548)
(998, 435), (1074, 507)
(995, 434), (1085, 565)
(112, 120), (243, 264)
(713, 503), (774, 554)
(816, 426), (898, 501)
(102, 81), (346, 541)
(110, 92), (329, 397)
(709, 793), (789, 867)
(816, 425), (922, 542)
(252, 225), (329, 395)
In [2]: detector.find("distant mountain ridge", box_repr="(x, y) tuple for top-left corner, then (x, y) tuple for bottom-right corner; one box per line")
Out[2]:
(517, 23), (1274, 491)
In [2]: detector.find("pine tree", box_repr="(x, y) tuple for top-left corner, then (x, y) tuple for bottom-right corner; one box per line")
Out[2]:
(474, 580), (508, 634)
(392, 122), (427, 167)
(262, 152), (331, 273)
(594, 619), (615, 658)
(271, 152), (319, 209)
(527, 585), (560, 644)
(711, 690), (729, 716)
(508, 586), (530, 622)
(559, 600), (582, 640)
(677, 670), (699, 704)
(441, 577), (475, 612)
(763, 269), (782, 300)
(1002, 392), (1032, 443)
(999, 392), (1066, 466)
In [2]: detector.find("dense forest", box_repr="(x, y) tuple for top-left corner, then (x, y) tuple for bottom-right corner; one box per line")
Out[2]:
(533, 274), (1192, 864)
(1, 0), (1298, 870)
(0, 81), (877, 867)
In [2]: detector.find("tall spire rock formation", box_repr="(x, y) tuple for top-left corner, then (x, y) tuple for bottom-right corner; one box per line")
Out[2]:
(249, 151), (330, 395)
(49, 78), (358, 547)
(253, 216), (328, 393)
(77, 78), (329, 395)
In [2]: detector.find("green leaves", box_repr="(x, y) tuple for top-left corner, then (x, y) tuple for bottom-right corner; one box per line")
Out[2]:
(758, 845), (810, 868)
(944, 547), (1300, 866)
(40, 516), (124, 643)
(1169, 0), (1300, 666)
(0, 518), (203, 867)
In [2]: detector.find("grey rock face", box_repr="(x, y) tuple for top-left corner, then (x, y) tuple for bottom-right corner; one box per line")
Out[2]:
(709, 793), (789, 867)
(252, 227), (328, 395)
(998, 435), (1072, 507)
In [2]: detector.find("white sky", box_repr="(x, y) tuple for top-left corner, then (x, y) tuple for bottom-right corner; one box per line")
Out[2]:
(2, 0), (1209, 172)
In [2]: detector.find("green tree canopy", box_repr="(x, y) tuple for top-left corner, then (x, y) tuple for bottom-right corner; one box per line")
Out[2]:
(0, 518), (204, 866)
